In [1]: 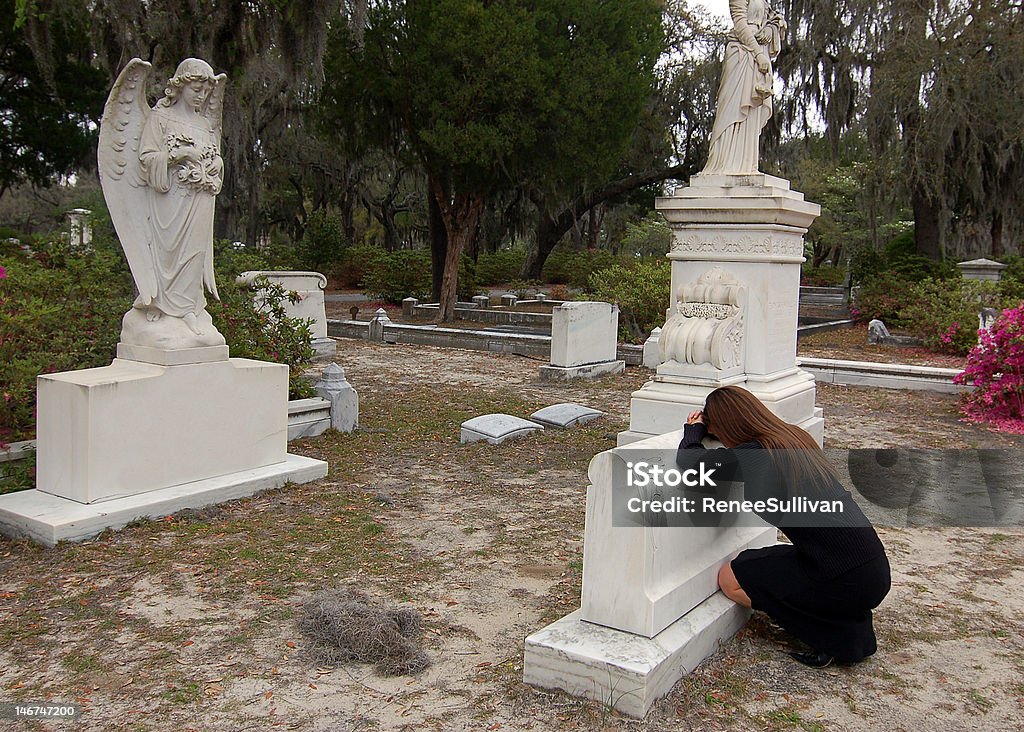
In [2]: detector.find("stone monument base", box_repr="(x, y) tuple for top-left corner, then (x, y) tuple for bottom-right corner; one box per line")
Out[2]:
(524, 592), (751, 718)
(0, 455), (326, 547)
(0, 352), (328, 545)
(538, 360), (625, 382)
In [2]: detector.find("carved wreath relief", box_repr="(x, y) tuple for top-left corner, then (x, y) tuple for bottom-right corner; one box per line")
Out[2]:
(659, 267), (746, 370)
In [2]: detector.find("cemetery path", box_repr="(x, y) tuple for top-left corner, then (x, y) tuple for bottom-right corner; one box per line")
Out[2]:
(0, 341), (1021, 731)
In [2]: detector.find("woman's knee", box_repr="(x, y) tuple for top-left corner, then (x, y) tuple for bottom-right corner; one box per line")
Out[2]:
(718, 562), (752, 608)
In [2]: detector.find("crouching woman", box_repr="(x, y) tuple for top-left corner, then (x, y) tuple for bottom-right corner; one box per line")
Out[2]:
(678, 385), (890, 667)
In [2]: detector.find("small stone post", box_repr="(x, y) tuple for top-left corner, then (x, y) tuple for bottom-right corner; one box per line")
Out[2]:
(368, 308), (391, 341)
(314, 363), (359, 432)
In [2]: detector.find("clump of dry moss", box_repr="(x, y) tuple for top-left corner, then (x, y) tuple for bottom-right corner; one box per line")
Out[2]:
(297, 588), (430, 676)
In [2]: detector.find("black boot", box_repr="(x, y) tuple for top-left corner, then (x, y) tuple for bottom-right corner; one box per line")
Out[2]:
(789, 650), (834, 668)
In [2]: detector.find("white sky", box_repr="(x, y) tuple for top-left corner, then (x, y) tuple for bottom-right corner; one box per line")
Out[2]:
(693, 0), (732, 23)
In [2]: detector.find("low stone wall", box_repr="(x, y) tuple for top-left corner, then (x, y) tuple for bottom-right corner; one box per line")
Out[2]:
(798, 357), (967, 393)
(405, 299), (556, 327)
(329, 319), (646, 365)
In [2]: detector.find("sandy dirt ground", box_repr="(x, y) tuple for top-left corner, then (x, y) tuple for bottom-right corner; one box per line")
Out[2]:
(1, 340), (1021, 732)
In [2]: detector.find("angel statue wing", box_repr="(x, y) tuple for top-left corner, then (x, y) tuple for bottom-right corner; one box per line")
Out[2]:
(205, 73), (228, 142)
(97, 58), (157, 305)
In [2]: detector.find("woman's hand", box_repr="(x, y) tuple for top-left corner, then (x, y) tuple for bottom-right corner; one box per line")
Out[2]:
(687, 410), (706, 426)
(755, 51), (771, 74)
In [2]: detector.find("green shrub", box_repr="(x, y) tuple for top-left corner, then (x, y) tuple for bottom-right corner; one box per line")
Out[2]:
(850, 231), (958, 286)
(333, 244), (390, 289)
(851, 273), (918, 327)
(476, 245), (526, 285)
(213, 239), (272, 281)
(801, 266), (846, 287)
(296, 210), (349, 273)
(618, 214), (672, 258)
(0, 236), (317, 445)
(587, 260), (671, 343)
(902, 278), (1001, 356)
(0, 238), (134, 443)
(209, 277), (316, 399)
(543, 247), (623, 287)
(362, 249), (477, 304)
(363, 249), (433, 303)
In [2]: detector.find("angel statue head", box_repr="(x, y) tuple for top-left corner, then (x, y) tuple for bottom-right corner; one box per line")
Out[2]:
(159, 58), (218, 112)
(98, 57), (229, 354)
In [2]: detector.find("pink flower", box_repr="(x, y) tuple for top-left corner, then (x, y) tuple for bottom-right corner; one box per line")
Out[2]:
(0, 265), (6, 279)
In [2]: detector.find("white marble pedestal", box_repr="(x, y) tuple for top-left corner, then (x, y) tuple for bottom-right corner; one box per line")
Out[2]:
(619, 173), (824, 447)
(0, 349), (327, 546)
(523, 430), (775, 717)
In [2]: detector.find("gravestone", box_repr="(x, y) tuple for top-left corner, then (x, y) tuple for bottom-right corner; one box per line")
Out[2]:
(314, 363), (359, 432)
(460, 415), (543, 444)
(530, 403), (603, 429)
(237, 270), (336, 358)
(539, 301), (625, 381)
(524, 430), (775, 716)
(979, 307), (999, 333)
(958, 258), (1007, 282)
(525, 2), (818, 717)
(867, 319), (891, 343)
(368, 308), (392, 341)
(66, 208), (92, 248)
(642, 326), (662, 369)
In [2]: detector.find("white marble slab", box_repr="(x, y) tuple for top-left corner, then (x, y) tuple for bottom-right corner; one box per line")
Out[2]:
(36, 357), (288, 504)
(0, 454), (327, 546)
(524, 593), (751, 718)
(550, 301), (619, 368)
(460, 414), (543, 444)
(530, 403), (603, 429)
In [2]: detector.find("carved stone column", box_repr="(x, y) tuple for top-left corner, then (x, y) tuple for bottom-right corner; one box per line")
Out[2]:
(619, 173), (823, 446)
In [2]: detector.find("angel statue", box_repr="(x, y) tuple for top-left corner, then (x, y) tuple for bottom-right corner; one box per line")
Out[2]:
(700, 0), (787, 176)
(99, 58), (228, 350)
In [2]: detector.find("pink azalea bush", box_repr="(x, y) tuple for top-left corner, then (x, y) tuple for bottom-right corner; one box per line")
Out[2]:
(955, 303), (1024, 433)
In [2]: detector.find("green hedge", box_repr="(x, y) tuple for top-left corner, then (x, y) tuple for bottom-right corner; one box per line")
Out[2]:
(362, 248), (478, 304)
(587, 259), (671, 344)
(0, 237), (315, 445)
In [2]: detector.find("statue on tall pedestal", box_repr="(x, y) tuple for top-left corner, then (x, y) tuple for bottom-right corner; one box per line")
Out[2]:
(99, 58), (228, 350)
(701, 0), (786, 175)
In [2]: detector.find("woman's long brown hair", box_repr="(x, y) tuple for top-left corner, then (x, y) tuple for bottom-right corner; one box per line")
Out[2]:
(703, 385), (838, 491)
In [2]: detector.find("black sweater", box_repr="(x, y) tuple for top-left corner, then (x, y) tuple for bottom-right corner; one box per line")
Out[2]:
(678, 423), (887, 579)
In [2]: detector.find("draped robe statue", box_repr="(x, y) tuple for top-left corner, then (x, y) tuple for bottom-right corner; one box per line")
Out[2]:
(99, 58), (228, 350)
(701, 0), (787, 175)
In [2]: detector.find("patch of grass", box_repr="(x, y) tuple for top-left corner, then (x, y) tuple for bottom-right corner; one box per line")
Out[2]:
(62, 651), (102, 674)
(163, 679), (202, 705)
(760, 705), (826, 732)
(968, 688), (993, 712)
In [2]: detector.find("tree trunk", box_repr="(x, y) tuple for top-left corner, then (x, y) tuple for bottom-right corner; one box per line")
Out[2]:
(245, 145), (261, 248)
(428, 187), (448, 302)
(431, 176), (484, 322)
(912, 183), (943, 260)
(523, 212), (558, 281)
(991, 211), (1004, 259)
(521, 164), (689, 280)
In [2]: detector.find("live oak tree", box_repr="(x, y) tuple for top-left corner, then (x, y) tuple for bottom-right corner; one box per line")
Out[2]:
(0, 0), (107, 197)
(17, 0), (337, 243)
(775, 0), (1024, 259)
(324, 0), (664, 321)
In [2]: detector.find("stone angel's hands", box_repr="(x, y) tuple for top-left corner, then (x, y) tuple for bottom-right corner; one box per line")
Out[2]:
(687, 410), (706, 426)
(170, 145), (201, 165)
(755, 51), (771, 74)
